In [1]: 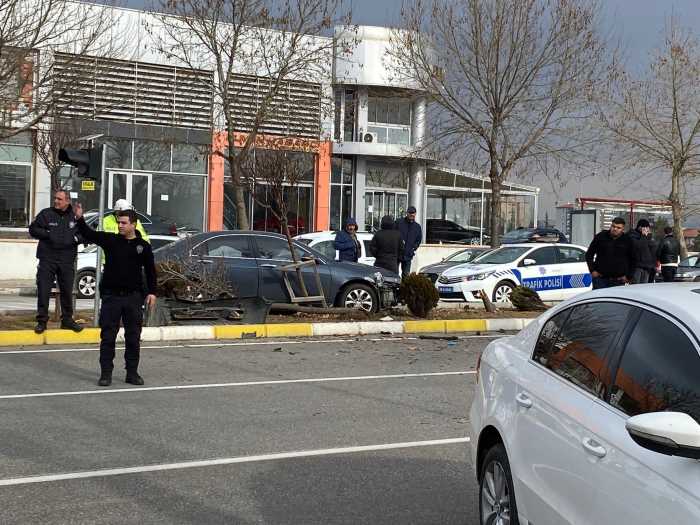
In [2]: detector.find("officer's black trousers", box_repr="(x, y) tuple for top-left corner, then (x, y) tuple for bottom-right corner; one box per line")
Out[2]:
(99, 292), (143, 373)
(36, 259), (74, 323)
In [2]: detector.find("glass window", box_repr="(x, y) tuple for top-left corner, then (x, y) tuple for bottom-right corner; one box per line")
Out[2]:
(151, 174), (206, 232)
(172, 144), (208, 174)
(255, 236), (310, 261)
(367, 126), (388, 143)
(398, 100), (411, 125)
(313, 240), (336, 260)
(528, 246), (558, 266)
(388, 127), (410, 145)
(610, 311), (700, 422)
(0, 144), (32, 163)
(544, 302), (633, 397)
(367, 97), (377, 123)
(388, 99), (400, 125)
(533, 308), (572, 366)
(194, 235), (254, 258)
(558, 246), (586, 264)
(343, 89), (355, 142)
(133, 140), (171, 172)
(0, 164), (31, 226)
(104, 139), (132, 169)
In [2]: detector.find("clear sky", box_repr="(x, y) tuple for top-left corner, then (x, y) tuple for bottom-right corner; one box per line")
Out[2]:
(120, 0), (700, 220)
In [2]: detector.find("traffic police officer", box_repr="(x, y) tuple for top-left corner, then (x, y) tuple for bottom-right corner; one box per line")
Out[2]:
(74, 202), (157, 387)
(28, 189), (83, 334)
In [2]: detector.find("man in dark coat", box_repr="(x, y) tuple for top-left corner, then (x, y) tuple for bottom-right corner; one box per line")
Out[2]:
(628, 219), (657, 284)
(334, 217), (361, 262)
(657, 226), (681, 282)
(28, 190), (83, 334)
(370, 215), (404, 274)
(585, 216), (636, 289)
(396, 206), (422, 276)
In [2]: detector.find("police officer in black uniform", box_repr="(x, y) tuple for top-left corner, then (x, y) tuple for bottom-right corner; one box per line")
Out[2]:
(28, 189), (83, 334)
(74, 203), (157, 387)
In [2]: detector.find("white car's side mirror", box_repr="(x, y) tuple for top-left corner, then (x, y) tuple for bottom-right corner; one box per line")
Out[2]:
(626, 412), (700, 459)
(522, 258), (537, 267)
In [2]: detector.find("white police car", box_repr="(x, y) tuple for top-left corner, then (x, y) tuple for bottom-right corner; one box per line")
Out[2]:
(436, 243), (592, 303)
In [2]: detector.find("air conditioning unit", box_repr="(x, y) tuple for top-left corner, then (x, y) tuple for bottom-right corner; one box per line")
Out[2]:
(363, 132), (378, 143)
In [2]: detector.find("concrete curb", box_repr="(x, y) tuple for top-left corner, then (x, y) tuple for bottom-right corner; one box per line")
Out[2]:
(0, 318), (535, 347)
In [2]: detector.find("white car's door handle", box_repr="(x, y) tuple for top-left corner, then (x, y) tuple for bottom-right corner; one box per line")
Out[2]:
(515, 393), (533, 409)
(582, 437), (607, 458)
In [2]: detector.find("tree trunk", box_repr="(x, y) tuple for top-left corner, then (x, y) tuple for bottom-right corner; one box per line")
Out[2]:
(489, 174), (503, 248)
(670, 168), (688, 259)
(228, 159), (250, 230)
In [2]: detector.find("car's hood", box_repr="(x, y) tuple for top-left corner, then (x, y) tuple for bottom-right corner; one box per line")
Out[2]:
(333, 261), (400, 281)
(677, 267), (700, 275)
(441, 262), (511, 277)
(421, 262), (461, 274)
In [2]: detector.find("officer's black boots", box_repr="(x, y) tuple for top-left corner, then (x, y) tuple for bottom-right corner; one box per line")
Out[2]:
(60, 319), (83, 332)
(98, 371), (112, 387)
(125, 372), (144, 386)
(34, 322), (46, 334)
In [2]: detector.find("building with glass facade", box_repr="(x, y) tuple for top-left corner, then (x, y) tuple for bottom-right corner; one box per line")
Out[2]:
(1, 5), (538, 242)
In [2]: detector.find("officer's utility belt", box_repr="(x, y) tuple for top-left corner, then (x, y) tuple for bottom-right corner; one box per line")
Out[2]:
(102, 289), (140, 297)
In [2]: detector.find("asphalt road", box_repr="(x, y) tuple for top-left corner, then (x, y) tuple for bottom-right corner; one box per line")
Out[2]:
(0, 333), (496, 524)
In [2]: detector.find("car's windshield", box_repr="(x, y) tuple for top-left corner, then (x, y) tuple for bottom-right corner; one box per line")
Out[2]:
(475, 246), (531, 264)
(502, 229), (533, 241)
(445, 249), (481, 262)
(296, 238), (313, 245)
(680, 256), (699, 267)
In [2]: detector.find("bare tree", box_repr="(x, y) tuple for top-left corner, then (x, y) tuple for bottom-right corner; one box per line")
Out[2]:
(0, 0), (116, 139)
(32, 118), (83, 191)
(246, 145), (318, 299)
(148, 0), (353, 230)
(390, 0), (612, 246)
(600, 21), (700, 258)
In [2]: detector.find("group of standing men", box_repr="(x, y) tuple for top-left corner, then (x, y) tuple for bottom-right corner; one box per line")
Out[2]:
(585, 216), (682, 289)
(28, 192), (156, 386)
(334, 206), (423, 275)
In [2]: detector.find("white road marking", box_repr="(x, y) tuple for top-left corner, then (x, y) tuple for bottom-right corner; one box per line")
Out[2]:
(0, 437), (471, 487)
(0, 335), (499, 355)
(0, 371), (475, 400)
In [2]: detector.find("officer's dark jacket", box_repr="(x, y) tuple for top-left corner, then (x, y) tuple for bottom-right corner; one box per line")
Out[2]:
(370, 216), (404, 274)
(396, 217), (422, 261)
(657, 234), (681, 264)
(76, 217), (157, 295)
(28, 205), (81, 262)
(629, 229), (657, 270)
(585, 230), (636, 280)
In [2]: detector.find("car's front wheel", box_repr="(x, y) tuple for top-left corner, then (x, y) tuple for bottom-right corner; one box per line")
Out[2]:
(76, 270), (96, 299)
(339, 283), (377, 313)
(480, 443), (519, 525)
(492, 280), (514, 304)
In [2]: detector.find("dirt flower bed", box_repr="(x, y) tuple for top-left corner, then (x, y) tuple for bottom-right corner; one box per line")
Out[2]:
(0, 306), (543, 331)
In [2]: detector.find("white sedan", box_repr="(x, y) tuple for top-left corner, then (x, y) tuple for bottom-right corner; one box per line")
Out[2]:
(470, 283), (700, 524)
(294, 231), (375, 266)
(435, 243), (592, 303)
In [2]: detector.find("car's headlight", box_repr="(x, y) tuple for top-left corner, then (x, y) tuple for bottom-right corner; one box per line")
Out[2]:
(373, 271), (385, 285)
(463, 272), (493, 282)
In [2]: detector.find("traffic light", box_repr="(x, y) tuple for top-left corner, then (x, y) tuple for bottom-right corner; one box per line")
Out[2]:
(58, 144), (103, 179)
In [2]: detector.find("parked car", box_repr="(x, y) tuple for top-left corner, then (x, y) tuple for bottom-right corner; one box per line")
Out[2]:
(75, 235), (177, 298)
(426, 219), (488, 245)
(418, 247), (492, 283)
(83, 210), (193, 237)
(470, 284), (700, 525)
(154, 231), (400, 313)
(295, 231), (375, 266)
(501, 227), (568, 244)
(673, 255), (700, 282)
(436, 243), (591, 303)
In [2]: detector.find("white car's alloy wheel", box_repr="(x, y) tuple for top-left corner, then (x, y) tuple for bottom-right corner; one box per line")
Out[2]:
(493, 282), (514, 304)
(77, 273), (96, 299)
(481, 460), (512, 524)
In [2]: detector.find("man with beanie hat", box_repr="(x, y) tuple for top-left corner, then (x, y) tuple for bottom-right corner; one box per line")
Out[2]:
(629, 219), (657, 284)
(334, 217), (361, 262)
(396, 206), (422, 276)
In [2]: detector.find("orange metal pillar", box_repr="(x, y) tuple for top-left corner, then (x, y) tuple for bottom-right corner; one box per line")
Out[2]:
(314, 141), (332, 231)
(207, 132), (226, 231)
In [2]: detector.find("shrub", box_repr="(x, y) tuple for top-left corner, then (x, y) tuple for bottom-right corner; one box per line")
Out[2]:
(510, 286), (547, 311)
(399, 273), (439, 318)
